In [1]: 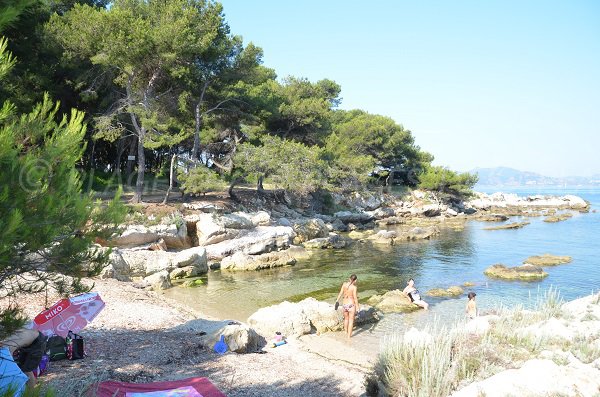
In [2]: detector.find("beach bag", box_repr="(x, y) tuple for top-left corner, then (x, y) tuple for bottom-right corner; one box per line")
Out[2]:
(15, 331), (47, 372)
(66, 331), (85, 360)
(46, 335), (67, 361)
(32, 354), (50, 378)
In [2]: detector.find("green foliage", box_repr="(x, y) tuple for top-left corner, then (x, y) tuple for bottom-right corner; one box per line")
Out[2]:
(178, 165), (224, 195)
(418, 165), (478, 197)
(235, 135), (328, 195)
(0, 31), (125, 339)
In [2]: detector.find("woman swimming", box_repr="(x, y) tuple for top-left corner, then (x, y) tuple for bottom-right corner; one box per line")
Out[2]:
(336, 274), (359, 339)
(403, 278), (429, 310)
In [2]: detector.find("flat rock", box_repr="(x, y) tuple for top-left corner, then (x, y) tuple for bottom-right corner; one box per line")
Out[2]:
(484, 221), (530, 230)
(367, 289), (421, 313)
(484, 263), (548, 281)
(303, 233), (349, 249)
(544, 213), (573, 223)
(204, 226), (294, 260)
(523, 254), (572, 266)
(221, 250), (296, 271)
(426, 286), (464, 297)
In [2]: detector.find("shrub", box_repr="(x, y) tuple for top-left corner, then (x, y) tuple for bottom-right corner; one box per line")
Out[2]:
(178, 165), (224, 196)
(418, 166), (478, 197)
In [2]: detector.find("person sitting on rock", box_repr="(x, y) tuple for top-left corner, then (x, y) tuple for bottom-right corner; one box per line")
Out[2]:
(0, 328), (47, 395)
(403, 278), (429, 310)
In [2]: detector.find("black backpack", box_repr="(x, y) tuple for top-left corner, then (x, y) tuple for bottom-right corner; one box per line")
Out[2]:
(46, 335), (67, 361)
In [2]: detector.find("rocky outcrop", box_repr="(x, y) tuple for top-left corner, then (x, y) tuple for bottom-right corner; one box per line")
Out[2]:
(477, 214), (509, 222)
(367, 226), (440, 245)
(367, 290), (421, 313)
(111, 223), (189, 249)
(426, 286), (464, 297)
(292, 218), (329, 244)
(333, 211), (374, 224)
(544, 212), (573, 223)
(204, 226), (294, 260)
(116, 246), (207, 278)
(468, 192), (589, 211)
(484, 221), (530, 230)
(176, 319), (263, 354)
(141, 270), (172, 290)
(523, 254), (572, 266)
(247, 298), (381, 338)
(347, 230), (376, 240)
(484, 264), (548, 281)
(221, 250), (296, 271)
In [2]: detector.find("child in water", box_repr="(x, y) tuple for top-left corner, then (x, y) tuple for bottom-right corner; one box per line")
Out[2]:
(466, 292), (477, 319)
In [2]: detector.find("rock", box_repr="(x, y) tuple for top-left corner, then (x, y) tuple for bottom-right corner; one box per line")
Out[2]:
(484, 221), (530, 230)
(445, 208), (458, 217)
(303, 233), (349, 249)
(203, 322), (262, 354)
(375, 216), (405, 226)
(103, 250), (131, 281)
(462, 281), (475, 287)
(368, 230), (397, 245)
(220, 213), (255, 229)
(286, 245), (312, 260)
(277, 217), (292, 227)
(522, 317), (575, 342)
(328, 219), (348, 232)
(247, 298), (380, 338)
(426, 286), (464, 297)
(204, 226), (295, 260)
(421, 204), (442, 217)
(333, 211), (373, 224)
(477, 214), (509, 222)
(112, 225), (159, 247)
(343, 192), (384, 211)
(292, 218), (330, 244)
(181, 279), (204, 287)
(248, 211), (271, 226)
(120, 250), (173, 277)
(544, 213), (573, 223)
(149, 223), (190, 249)
(523, 254), (572, 266)
(348, 230), (376, 240)
(369, 207), (396, 220)
(484, 264), (548, 281)
(173, 246), (208, 272)
(142, 270), (172, 290)
(149, 238), (168, 251)
(169, 266), (199, 279)
(564, 195), (589, 210)
(450, 359), (600, 397)
(221, 251), (296, 271)
(195, 213), (241, 246)
(367, 290), (421, 313)
(402, 226), (440, 240)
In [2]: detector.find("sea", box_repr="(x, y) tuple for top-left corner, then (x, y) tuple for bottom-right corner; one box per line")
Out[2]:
(165, 185), (600, 347)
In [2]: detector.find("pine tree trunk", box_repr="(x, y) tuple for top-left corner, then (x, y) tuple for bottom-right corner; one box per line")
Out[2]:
(162, 154), (177, 205)
(132, 128), (146, 203)
(192, 101), (201, 160)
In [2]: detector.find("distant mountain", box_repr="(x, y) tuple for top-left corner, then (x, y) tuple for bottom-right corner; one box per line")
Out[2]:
(471, 167), (600, 186)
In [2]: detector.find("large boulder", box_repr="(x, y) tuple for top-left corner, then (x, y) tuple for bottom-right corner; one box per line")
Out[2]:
(205, 322), (262, 354)
(523, 254), (572, 266)
(111, 223), (190, 249)
(120, 250), (173, 277)
(303, 233), (350, 249)
(112, 225), (158, 247)
(367, 290), (421, 313)
(172, 246), (208, 274)
(484, 264), (548, 281)
(247, 298), (380, 338)
(333, 211), (374, 224)
(221, 250), (296, 271)
(204, 226), (295, 260)
(150, 223), (189, 249)
(141, 270), (172, 290)
(101, 250), (131, 281)
(368, 230), (397, 245)
(400, 226), (440, 240)
(195, 213), (242, 246)
(292, 218), (329, 244)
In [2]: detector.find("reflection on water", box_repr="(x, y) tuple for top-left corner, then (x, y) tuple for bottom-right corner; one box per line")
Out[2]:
(164, 188), (600, 349)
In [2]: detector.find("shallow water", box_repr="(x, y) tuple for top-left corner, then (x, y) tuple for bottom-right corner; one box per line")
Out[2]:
(164, 186), (600, 351)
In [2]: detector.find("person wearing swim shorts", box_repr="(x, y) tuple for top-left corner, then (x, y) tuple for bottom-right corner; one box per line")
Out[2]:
(403, 278), (429, 310)
(336, 274), (359, 339)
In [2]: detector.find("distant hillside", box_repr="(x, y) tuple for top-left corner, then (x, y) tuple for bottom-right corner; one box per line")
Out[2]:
(471, 167), (600, 186)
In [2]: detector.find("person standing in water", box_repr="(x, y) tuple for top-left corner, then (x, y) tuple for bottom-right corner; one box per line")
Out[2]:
(336, 274), (359, 339)
(403, 278), (429, 310)
(466, 292), (477, 319)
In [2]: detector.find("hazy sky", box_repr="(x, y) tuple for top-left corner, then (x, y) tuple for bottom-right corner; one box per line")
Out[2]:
(220, 0), (600, 177)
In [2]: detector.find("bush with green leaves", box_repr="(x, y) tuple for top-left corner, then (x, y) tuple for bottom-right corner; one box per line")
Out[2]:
(178, 165), (224, 196)
(418, 165), (478, 197)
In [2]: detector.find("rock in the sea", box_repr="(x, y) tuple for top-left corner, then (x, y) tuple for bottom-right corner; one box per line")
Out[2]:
(426, 286), (464, 297)
(484, 222), (530, 230)
(204, 226), (295, 260)
(367, 290), (421, 313)
(375, 216), (405, 226)
(247, 298), (380, 338)
(544, 213), (573, 223)
(477, 214), (509, 222)
(292, 218), (329, 244)
(142, 270), (172, 290)
(402, 226), (440, 240)
(484, 264), (548, 281)
(348, 230), (376, 240)
(303, 233), (349, 249)
(523, 254), (572, 266)
(221, 250), (296, 271)
(368, 230), (398, 245)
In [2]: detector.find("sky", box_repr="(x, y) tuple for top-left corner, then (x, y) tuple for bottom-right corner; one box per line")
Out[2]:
(219, 0), (600, 177)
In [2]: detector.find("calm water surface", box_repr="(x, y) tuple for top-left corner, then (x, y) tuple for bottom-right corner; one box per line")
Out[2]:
(165, 186), (600, 347)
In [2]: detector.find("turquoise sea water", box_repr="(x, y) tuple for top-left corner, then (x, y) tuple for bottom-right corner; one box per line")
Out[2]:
(165, 186), (600, 343)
